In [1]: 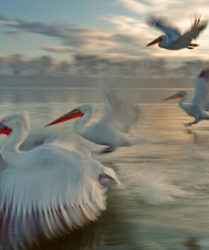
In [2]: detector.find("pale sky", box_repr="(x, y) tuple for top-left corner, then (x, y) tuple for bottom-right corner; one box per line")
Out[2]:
(1, 0), (209, 62)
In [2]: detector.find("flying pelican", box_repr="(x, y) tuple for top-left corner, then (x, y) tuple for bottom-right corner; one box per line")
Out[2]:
(0, 112), (121, 248)
(45, 83), (145, 153)
(163, 65), (209, 126)
(146, 15), (208, 50)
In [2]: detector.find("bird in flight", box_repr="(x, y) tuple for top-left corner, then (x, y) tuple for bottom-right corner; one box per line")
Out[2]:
(46, 82), (145, 153)
(146, 15), (208, 50)
(163, 65), (209, 126)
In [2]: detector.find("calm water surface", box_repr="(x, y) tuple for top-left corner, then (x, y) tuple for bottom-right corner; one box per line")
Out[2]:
(1, 87), (209, 250)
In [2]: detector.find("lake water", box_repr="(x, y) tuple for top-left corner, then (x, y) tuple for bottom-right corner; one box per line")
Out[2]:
(1, 86), (209, 250)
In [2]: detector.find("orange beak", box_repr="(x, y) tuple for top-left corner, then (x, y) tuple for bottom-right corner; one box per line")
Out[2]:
(163, 93), (184, 101)
(45, 108), (84, 127)
(0, 123), (12, 135)
(146, 37), (163, 46)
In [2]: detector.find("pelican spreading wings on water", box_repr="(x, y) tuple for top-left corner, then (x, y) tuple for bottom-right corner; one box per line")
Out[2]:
(0, 112), (121, 248)
(46, 82), (145, 153)
(163, 65), (209, 126)
(146, 15), (208, 50)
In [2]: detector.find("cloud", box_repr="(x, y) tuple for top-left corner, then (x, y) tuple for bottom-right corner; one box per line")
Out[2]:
(0, 15), (118, 55)
(5, 30), (23, 36)
(103, 15), (152, 38)
(0, 15), (91, 47)
(41, 45), (71, 53)
(117, 0), (149, 14)
(0, 16), (18, 25)
(0, 14), (151, 59)
(117, 0), (209, 24)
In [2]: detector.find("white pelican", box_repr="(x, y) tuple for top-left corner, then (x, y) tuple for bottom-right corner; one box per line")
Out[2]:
(163, 65), (209, 126)
(0, 112), (121, 248)
(146, 15), (208, 50)
(46, 83), (145, 153)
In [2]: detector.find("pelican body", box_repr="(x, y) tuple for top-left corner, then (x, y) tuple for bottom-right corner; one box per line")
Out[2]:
(163, 66), (209, 126)
(46, 83), (144, 153)
(0, 112), (121, 248)
(146, 15), (208, 50)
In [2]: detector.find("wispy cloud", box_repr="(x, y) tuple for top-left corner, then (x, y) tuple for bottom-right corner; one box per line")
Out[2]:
(117, 0), (209, 23)
(5, 30), (23, 36)
(117, 0), (149, 14)
(41, 45), (71, 53)
(0, 16), (18, 25)
(0, 14), (152, 59)
(0, 15), (86, 46)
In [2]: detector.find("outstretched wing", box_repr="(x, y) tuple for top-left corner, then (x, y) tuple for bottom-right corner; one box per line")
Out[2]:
(147, 16), (181, 43)
(98, 81), (141, 133)
(180, 15), (208, 43)
(0, 147), (120, 248)
(192, 65), (209, 110)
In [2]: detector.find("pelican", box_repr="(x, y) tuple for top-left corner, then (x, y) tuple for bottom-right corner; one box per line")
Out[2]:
(163, 65), (209, 126)
(46, 83), (145, 153)
(0, 112), (121, 248)
(146, 15), (208, 50)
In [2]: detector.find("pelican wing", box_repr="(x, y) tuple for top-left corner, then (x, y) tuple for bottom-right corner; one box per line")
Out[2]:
(0, 146), (120, 248)
(192, 66), (209, 110)
(180, 16), (208, 43)
(147, 16), (181, 43)
(98, 82), (141, 133)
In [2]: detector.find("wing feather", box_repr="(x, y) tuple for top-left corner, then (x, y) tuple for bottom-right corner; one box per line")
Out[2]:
(98, 81), (141, 133)
(180, 15), (208, 43)
(192, 66), (209, 110)
(0, 146), (120, 248)
(147, 16), (181, 43)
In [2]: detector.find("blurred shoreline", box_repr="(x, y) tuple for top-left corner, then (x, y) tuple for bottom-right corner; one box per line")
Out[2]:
(0, 74), (193, 88)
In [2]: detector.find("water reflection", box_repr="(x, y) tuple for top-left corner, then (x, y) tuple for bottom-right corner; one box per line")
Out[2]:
(26, 194), (146, 250)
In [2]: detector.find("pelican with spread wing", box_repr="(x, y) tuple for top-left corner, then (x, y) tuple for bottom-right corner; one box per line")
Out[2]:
(46, 82), (145, 153)
(146, 15), (208, 50)
(0, 112), (121, 248)
(163, 65), (209, 126)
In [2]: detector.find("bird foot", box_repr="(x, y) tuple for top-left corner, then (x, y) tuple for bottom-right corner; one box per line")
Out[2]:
(99, 146), (115, 154)
(190, 43), (199, 47)
(184, 122), (192, 127)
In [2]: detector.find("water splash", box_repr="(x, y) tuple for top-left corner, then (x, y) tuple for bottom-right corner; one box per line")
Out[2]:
(120, 168), (186, 205)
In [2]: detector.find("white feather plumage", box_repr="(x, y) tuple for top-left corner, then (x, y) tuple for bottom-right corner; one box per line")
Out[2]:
(0, 112), (121, 248)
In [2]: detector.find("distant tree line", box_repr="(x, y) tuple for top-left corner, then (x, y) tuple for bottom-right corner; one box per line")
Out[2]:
(0, 54), (205, 78)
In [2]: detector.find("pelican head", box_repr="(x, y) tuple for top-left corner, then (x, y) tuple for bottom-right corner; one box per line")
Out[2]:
(0, 112), (30, 136)
(163, 91), (187, 101)
(146, 35), (167, 47)
(45, 104), (92, 127)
